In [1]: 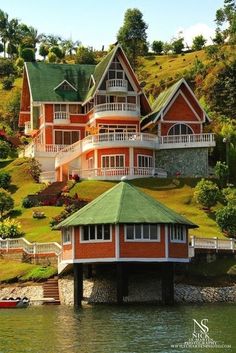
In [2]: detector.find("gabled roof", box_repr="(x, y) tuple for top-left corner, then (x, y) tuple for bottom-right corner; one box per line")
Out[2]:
(141, 78), (209, 128)
(55, 181), (198, 228)
(25, 62), (96, 102)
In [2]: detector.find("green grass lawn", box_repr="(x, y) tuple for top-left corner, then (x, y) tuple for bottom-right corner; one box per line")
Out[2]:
(0, 159), (62, 243)
(0, 259), (57, 283)
(70, 178), (226, 239)
(0, 77), (22, 113)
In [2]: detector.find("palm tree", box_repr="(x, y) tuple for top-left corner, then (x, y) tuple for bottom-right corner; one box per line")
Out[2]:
(0, 9), (9, 57)
(62, 38), (81, 56)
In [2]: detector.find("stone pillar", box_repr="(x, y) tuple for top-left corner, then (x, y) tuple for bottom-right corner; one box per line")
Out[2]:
(161, 262), (174, 305)
(74, 263), (83, 308)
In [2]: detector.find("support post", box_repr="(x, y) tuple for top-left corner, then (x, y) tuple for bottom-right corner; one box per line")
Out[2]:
(74, 263), (83, 308)
(161, 262), (174, 305)
(116, 263), (124, 304)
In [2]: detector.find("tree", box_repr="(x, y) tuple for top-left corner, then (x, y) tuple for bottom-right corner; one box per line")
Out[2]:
(204, 45), (220, 60)
(76, 46), (96, 64)
(62, 39), (80, 56)
(216, 204), (236, 237)
(192, 35), (207, 51)
(162, 42), (172, 55)
(117, 8), (148, 68)
(0, 172), (11, 189)
(39, 43), (49, 60)
(152, 40), (163, 54)
(49, 46), (64, 60)
(27, 158), (42, 182)
(214, 161), (229, 188)
(0, 189), (14, 219)
(194, 179), (219, 209)
(21, 48), (35, 62)
(215, 0), (236, 43)
(6, 90), (20, 131)
(0, 140), (10, 159)
(171, 37), (184, 54)
(0, 9), (9, 57)
(48, 51), (57, 63)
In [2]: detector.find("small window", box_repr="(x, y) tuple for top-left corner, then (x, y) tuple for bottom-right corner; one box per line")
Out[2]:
(170, 225), (186, 242)
(62, 228), (72, 244)
(81, 225), (111, 242)
(125, 224), (160, 241)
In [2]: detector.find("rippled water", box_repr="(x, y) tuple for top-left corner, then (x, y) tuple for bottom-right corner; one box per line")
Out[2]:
(0, 304), (235, 353)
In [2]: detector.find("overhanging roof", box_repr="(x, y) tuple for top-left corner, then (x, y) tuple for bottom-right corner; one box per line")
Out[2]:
(55, 181), (198, 228)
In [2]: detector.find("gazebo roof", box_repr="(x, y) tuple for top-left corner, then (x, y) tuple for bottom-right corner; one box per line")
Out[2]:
(55, 182), (198, 229)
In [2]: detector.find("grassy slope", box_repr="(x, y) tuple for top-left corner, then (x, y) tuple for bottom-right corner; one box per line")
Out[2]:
(0, 77), (22, 113)
(0, 159), (62, 243)
(0, 259), (57, 282)
(70, 178), (225, 239)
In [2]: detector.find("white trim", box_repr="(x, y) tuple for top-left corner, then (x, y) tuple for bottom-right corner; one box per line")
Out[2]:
(165, 225), (169, 258)
(167, 123), (194, 136)
(169, 225), (187, 243)
(124, 224), (161, 242)
(24, 63), (33, 102)
(72, 227), (75, 260)
(62, 227), (72, 244)
(115, 224), (119, 259)
(54, 80), (77, 91)
(61, 257), (190, 264)
(34, 101), (84, 104)
(80, 224), (112, 243)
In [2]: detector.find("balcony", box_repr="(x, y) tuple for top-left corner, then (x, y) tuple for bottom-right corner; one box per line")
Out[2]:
(94, 103), (139, 118)
(159, 133), (215, 149)
(78, 167), (165, 180)
(54, 111), (69, 124)
(106, 79), (128, 94)
(24, 121), (32, 135)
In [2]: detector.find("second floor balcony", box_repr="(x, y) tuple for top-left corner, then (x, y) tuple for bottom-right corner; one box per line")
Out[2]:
(54, 111), (69, 123)
(94, 102), (140, 118)
(106, 79), (128, 94)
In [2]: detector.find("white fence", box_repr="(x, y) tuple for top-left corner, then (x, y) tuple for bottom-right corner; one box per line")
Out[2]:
(189, 236), (235, 257)
(0, 237), (61, 256)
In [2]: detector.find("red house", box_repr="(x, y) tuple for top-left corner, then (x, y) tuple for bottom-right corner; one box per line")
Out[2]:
(19, 44), (215, 182)
(56, 181), (198, 305)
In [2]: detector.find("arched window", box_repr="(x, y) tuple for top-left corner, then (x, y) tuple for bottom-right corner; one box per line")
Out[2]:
(168, 124), (193, 136)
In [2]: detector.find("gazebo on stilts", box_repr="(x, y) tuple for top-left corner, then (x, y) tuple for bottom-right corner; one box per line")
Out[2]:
(56, 181), (198, 306)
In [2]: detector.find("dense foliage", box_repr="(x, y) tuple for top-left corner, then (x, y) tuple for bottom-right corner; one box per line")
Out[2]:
(216, 204), (236, 238)
(0, 217), (24, 238)
(194, 179), (219, 209)
(0, 172), (11, 189)
(0, 188), (14, 219)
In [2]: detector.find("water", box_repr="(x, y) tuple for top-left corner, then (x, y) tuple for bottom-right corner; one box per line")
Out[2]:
(0, 304), (235, 353)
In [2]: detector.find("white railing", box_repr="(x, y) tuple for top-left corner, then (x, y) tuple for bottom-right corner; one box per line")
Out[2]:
(94, 102), (138, 113)
(0, 237), (61, 256)
(189, 236), (235, 257)
(36, 144), (67, 153)
(159, 133), (215, 148)
(83, 132), (158, 145)
(54, 111), (69, 120)
(80, 167), (159, 179)
(106, 79), (128, 91)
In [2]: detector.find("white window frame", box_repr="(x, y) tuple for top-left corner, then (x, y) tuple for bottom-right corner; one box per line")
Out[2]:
(62, 227), (72, 244)
(169, 225), (186, 243)
(54, 130), (81, 145)
(137, 154), (153, 168)
(80, 225), (112, 243)
(101, 154), (125, 169)
(98, 124), (137, 134)
(124, 224), (160, 242)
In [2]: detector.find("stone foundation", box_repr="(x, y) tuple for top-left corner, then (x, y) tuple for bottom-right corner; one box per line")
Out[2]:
(155, 148), (209, 177)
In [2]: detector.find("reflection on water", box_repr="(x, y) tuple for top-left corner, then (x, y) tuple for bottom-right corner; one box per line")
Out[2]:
(0, 303), (235, 353)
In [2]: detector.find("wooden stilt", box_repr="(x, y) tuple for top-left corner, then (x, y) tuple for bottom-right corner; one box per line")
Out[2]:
(116, 263), (124, 304)
(74, 263), (83, 308)
(161, 262), (174, 305)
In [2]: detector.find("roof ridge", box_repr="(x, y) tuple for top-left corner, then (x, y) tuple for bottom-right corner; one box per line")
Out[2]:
(115, 182), (126, 223)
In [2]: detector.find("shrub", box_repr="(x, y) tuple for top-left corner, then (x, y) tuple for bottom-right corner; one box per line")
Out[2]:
(214, 161), (229, 188)
(48, 52), (57, 63)
(0, 218), (24, 239)
(0, 59), (15, 77)
(216, 205), (236, 238)
(22, 197), (34, 208)
(0, 172), (11, 189)
(194, 179), (219, 209)
(2, 75), (15, 90)
(27, 158), (42, 183)
(21, 48), (35, 62)
(222, 187), (236, 206)
(0, 140), (11, 159)
(0, 189), (14, 219)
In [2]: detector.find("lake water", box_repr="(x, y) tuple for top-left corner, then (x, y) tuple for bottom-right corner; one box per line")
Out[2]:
(0, 304), (235, 353)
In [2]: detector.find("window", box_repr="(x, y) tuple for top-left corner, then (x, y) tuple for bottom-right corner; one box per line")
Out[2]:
(102, 155), (125, 169)
(125, 224), (160, 241)
(54, 104), (67, 112)
(168, 124), (193, 136)
(54, 130), (80, 145)
(138, 155), (153, 168)
(98, 124), (137, 134)
(81, 225), (111, 242)
(59, 82), (74, 91)
(69, 105), (82, 114)
(62, 228), (72, 244)
(169, 225), (186, 242)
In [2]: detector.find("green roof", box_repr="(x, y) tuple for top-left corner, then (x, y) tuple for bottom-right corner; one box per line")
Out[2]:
(141, 79), (182, 127)
(55, 181), (198, 228)
(26, 62), (96, 102)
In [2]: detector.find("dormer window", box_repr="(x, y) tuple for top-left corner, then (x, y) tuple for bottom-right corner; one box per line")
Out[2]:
(54, 80), (77, 92)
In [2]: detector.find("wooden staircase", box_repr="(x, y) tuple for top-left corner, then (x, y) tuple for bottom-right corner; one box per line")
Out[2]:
(43, 277), (60, 305)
